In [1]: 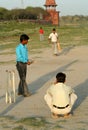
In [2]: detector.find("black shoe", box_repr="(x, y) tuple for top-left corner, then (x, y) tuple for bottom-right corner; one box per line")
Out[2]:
(23, 93), (31, 97)
(54, 53), (58, 56)
(18, 93), (23, 96)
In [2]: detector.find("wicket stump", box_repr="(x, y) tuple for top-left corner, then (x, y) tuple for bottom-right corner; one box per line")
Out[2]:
(6, 70), (16, 103)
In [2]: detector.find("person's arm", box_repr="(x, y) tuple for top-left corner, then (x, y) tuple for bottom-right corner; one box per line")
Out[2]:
(69, 86), (74, 96)
(42, 29), (44, 34)
(48, 34), (52, 43)
(16, 47), (24, 62)
(47, 89), (53, 97)
(47, 85), (54, 97)
(48, 38), (51, 43)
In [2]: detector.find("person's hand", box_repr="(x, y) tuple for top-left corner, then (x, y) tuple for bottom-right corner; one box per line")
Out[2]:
(27, 60), (34, 65)
(27, 61), (31, 65)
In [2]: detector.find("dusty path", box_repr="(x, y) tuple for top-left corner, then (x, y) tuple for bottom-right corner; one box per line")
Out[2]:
(0, 46), (88, 130)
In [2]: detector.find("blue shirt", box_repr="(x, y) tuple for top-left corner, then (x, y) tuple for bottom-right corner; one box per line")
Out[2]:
(16, 43), (29, 63)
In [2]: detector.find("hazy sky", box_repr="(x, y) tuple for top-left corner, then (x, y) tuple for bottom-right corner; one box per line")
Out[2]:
(0, 0), (88, 16)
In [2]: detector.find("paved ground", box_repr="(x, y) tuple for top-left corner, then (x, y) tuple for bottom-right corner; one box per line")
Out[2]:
(0, 46), (88, 130)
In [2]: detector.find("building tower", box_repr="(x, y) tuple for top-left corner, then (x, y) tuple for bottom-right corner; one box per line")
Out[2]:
(44, 0), (60, 25)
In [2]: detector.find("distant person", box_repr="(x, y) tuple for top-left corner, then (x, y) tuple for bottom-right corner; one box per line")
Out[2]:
(48, 28), (61, 56)
(44, 72), (77, 118)
(39, 27), (44, 41)
(16, 34), (33, 97)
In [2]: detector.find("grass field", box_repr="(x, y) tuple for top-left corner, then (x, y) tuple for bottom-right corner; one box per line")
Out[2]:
(0, 20), (88, 129)
(0, 116), (71, 130)
(0, 20), (88, 55)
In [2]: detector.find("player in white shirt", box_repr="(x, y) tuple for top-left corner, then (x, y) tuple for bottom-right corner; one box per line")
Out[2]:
(49, 28), (61, 55)
(44, 72), (77, 118)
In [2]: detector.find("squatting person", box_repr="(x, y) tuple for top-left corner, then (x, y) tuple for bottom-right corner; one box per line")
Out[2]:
(44, 72), (77, 118)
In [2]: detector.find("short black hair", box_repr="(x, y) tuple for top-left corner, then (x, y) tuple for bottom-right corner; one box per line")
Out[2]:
(20, 34), (29, 42)
(56, 72), (66, 83)
(53, 28), (56, 31)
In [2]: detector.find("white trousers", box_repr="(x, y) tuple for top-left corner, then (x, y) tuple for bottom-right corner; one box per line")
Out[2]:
(52, 42), (58, 54)
(40, 34), (44, 41)
(44, 93), (77, 115)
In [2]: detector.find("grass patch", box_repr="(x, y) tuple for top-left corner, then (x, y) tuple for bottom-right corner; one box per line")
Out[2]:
(17, 117), (47, 127)
(0, 20), (88, 55)
(0, 21), (88, 66)
(12, 125), (25, 130)
(16, 117), (67, 130)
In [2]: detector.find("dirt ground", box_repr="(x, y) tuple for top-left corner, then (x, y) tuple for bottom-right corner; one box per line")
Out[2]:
(0, 46), (88, 130)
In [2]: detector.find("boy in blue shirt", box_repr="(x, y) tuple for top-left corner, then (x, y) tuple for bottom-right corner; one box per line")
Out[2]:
(16, 34), (32, 97)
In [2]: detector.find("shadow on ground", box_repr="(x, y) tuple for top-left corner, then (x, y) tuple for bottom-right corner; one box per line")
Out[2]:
(59, 45), (75, 56)
(28, 59), (78, 93)
(0, 59), (78, 116)
(73, 79), (88, 110)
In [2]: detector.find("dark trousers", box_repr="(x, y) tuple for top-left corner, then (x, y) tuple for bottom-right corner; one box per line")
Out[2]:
(16, 62), (29, 95)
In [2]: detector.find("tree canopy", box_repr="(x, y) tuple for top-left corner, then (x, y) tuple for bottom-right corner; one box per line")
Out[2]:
(0, 6), (48, 20)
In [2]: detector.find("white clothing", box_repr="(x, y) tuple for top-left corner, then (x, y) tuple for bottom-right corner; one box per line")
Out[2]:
(40, 34), (44, 41)
(49, 32), (58, 42)
(47, 83), (73, 107)
(49, 32), (58, 54)
(44, 83), (77, 115)
(52, 42), (58, 55)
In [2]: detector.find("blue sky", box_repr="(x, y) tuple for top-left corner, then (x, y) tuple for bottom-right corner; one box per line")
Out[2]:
(0, 0), (88, 16)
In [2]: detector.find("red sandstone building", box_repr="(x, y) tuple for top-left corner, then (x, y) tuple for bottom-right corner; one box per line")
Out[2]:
(44, 0), (60, 25)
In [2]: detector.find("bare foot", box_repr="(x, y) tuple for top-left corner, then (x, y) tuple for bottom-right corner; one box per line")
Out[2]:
(51, 113), (59, 119)
(64, 113), (72, 118)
